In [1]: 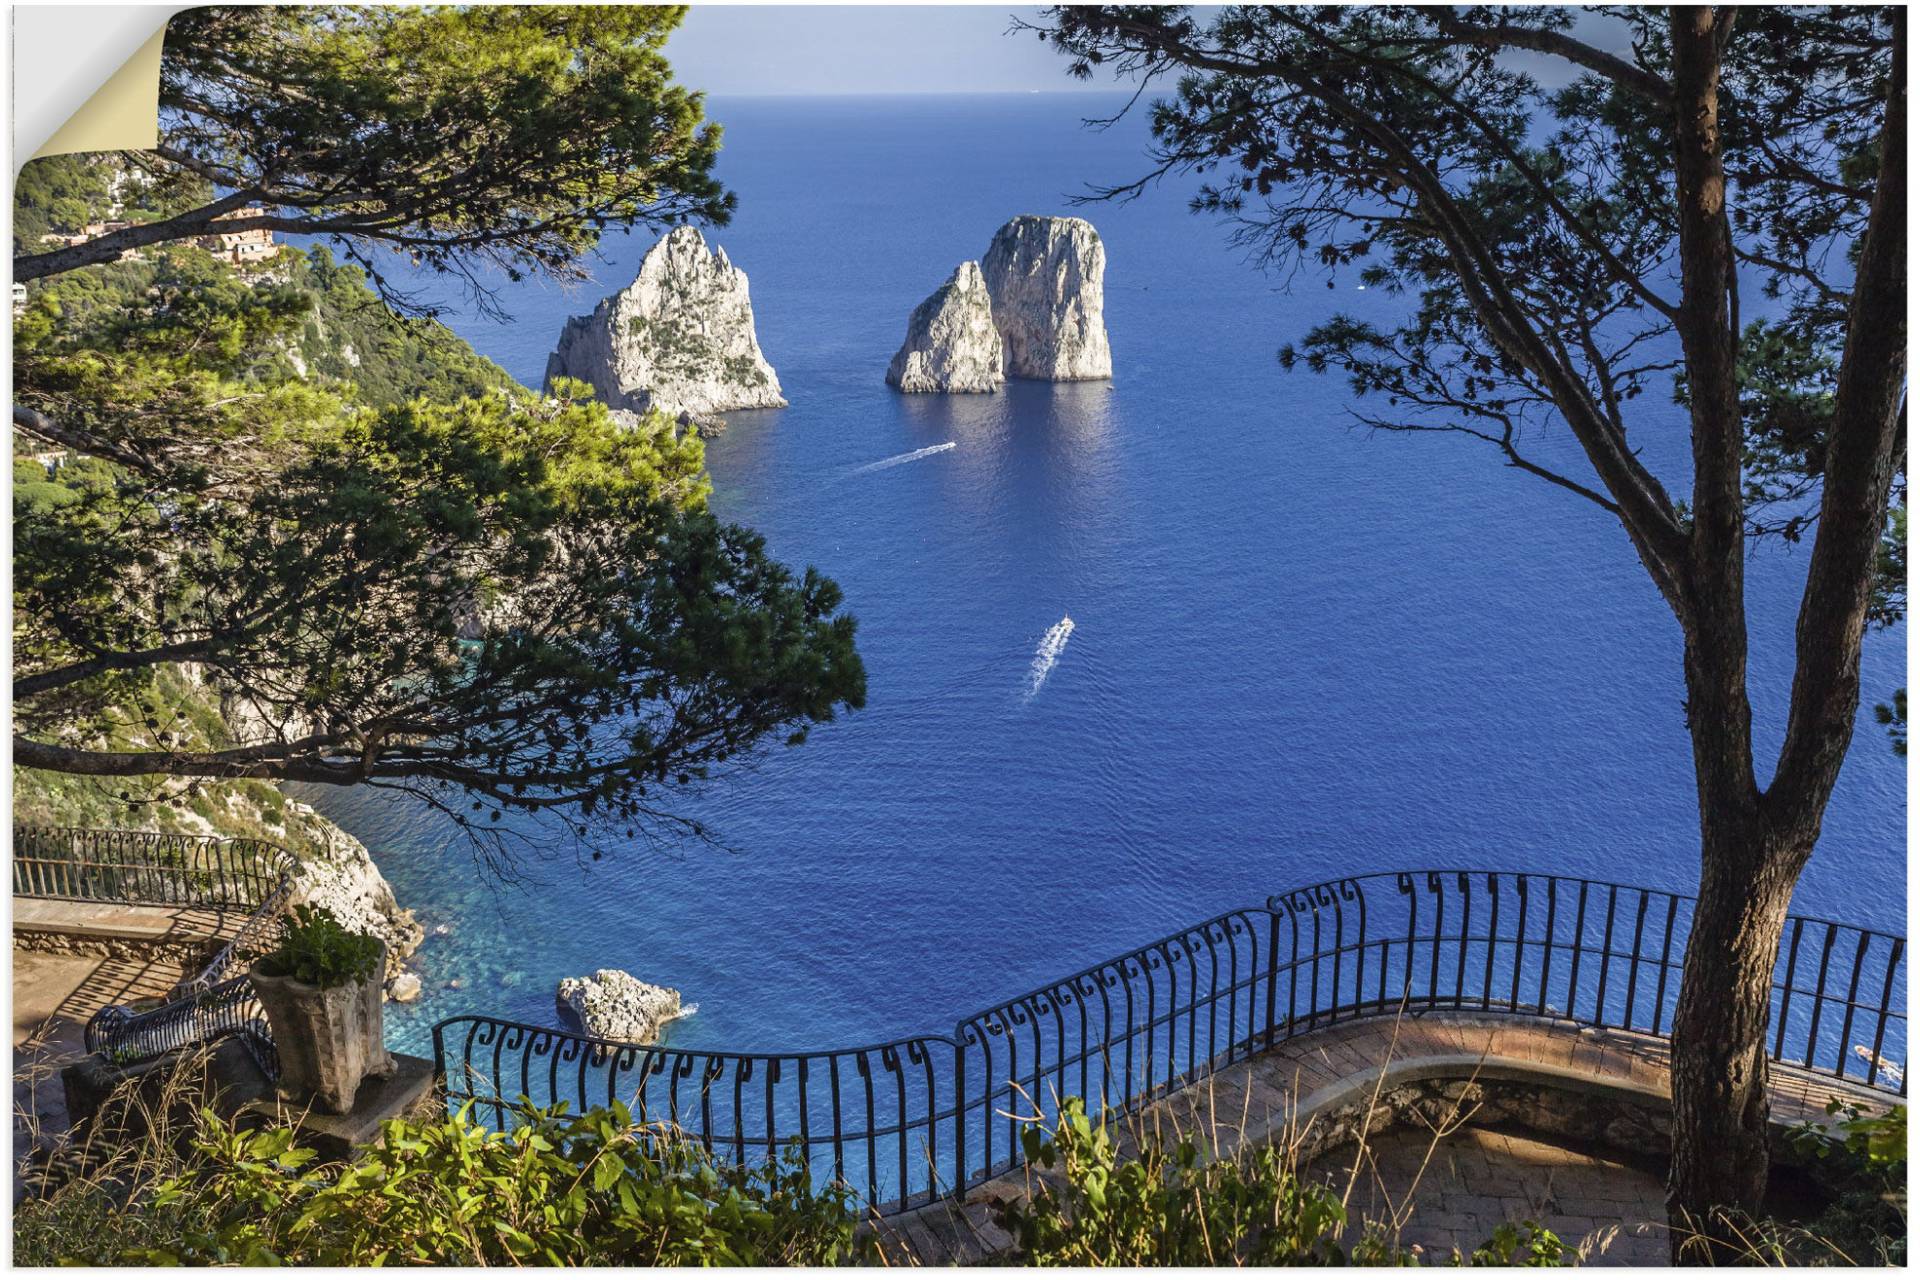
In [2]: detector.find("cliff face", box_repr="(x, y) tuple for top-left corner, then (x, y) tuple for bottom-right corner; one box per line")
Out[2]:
(980, 215), (1112, 381)
(886, 261), (1004, 393)
(543, 226), (786, 426)
(209, 683), (422, 980)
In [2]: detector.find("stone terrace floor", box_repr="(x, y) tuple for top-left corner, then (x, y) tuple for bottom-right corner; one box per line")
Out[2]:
(12, 904), (247, 1164)
(877, 1010), (1891, 1265)
(1317, 1122), (1671, 1265)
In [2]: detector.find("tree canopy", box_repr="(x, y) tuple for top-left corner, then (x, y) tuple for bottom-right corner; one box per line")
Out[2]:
(14, 6), (733, 317)
(1039, 6), (1901, 605)
(12, 9), (865, 863)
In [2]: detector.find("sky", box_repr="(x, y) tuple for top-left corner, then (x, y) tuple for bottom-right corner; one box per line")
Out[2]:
(6, 5), (1645, 161)
(663, 5), (1637, 98)
(666, 6), (1082, 96)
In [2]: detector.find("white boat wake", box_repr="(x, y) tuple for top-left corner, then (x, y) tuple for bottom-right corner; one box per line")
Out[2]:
(851, 441), (956, 474)
(1024, 615), (1075, 700)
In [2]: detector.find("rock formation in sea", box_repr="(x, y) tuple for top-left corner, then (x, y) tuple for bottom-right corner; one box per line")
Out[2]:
(886, 261), (1005, 393)
(979, 215), (1112, 381)
(542, 225), (786, 429)
(556, 969), (689, 1043)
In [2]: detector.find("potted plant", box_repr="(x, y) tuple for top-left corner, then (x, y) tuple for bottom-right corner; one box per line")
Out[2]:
(250, 905), (395, 1113)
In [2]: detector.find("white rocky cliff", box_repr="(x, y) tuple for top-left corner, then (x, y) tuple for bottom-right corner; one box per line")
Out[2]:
(543, 226), (786, 427)
(980, 215), (1112, 381)
(886, 261), (1004, 393)
(556, 969), (691, 1043)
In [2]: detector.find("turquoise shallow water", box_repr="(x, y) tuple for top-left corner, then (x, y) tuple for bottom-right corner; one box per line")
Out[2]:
(295, 93), (1905, 1061)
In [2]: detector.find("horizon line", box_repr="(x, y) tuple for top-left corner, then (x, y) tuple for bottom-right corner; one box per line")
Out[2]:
(699, 87), (1137, 98)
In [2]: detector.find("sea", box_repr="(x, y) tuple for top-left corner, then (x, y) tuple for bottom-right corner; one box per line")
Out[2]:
(293, 94), (1907, 1060)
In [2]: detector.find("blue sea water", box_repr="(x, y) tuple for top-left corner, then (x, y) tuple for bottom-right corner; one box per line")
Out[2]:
(297, 94), (1906, 1060)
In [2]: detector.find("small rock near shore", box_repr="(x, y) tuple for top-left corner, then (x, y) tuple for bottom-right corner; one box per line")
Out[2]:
(387, 972), (423, 1004)
(556, 969), (688, 1044)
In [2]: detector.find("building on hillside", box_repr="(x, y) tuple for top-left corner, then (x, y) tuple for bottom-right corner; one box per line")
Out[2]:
(15, 443), (70, 475)
(198, 207), (277, 265)
(40, 219), (133, 251)
(12, 282), (27, 314)
(105, 166), (131, 217)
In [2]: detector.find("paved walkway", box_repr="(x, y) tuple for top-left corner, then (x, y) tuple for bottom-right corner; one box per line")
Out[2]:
(14, 898), (243, 944)
(12, 950), (196, 1168)
(1318, 1123), (1670, 1265)
(877, 1011), (1889, 1265)
(12, 902), (245, 1163)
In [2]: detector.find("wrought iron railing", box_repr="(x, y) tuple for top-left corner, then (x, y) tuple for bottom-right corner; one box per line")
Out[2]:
(13, 826), (293, 909)
(85, 974), (280, 1078)
(12, 826), (301, 1077)
(433, 870), (1906, 1214)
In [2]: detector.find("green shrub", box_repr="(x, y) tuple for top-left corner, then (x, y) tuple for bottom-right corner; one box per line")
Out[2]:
(24, 1101), (865, 1266)
(991, 1097), (1570, 1266)
(1463, 1221), (1573, 1267)
(1670, 1102), (1905, 1265)
(257, 904), (382, 988)
(1761, 1101), (1906, 1266)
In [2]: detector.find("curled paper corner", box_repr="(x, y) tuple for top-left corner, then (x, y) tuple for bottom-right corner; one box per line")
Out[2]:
(28, 18), (171, 162)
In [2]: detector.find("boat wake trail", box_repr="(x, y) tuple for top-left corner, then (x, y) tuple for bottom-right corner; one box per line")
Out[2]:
(850, 441), (957, 475)
(1024, 615), (1075, 701)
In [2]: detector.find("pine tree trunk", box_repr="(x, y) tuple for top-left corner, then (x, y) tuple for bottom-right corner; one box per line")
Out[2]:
(1664, 816), (1807, 1260)
(1659, 590), (1808, 1262)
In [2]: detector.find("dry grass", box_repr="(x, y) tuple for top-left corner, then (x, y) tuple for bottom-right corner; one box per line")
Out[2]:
(13, 1042), (326, 1262)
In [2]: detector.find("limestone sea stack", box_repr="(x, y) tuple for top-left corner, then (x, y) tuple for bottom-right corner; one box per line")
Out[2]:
(980, 215), (1112, 381)
(556, 969), (689, 1044)
(543, 226), (785, 428)
(886, 261), (1005, 393)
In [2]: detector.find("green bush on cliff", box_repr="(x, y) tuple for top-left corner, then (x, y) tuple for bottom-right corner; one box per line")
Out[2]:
(9, 226), (516, 847)
(1678, 1102), (1908, 1266)
(11, 153), (208, 254)
(15, 199), (864, 865)
(284, 245), (525, 407)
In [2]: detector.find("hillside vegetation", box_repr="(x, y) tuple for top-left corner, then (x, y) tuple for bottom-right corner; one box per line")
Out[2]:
(12, 155), (525, 846)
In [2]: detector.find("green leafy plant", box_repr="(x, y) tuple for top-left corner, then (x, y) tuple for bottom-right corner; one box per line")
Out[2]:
(257, 905), (382, 989)
(1464, 1221), (1571, 1267)
(29, 1101), (865, 1266)
(1788, 1099), (1908, 1169)
(1741, 1101), (1909, 1266)
(1677, 1101), (1906, 1264)
(993, 1097), (1568, 1266)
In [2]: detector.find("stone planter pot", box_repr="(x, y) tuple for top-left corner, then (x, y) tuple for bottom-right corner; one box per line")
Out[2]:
(250, 950), (396, 1114)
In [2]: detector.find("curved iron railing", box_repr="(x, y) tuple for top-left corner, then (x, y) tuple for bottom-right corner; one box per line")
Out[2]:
(12, 827), (301, 1076)
(85, 975), (280, 1077)
(433, 870), (1906, 1213)
(14, 826), (294, 909)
